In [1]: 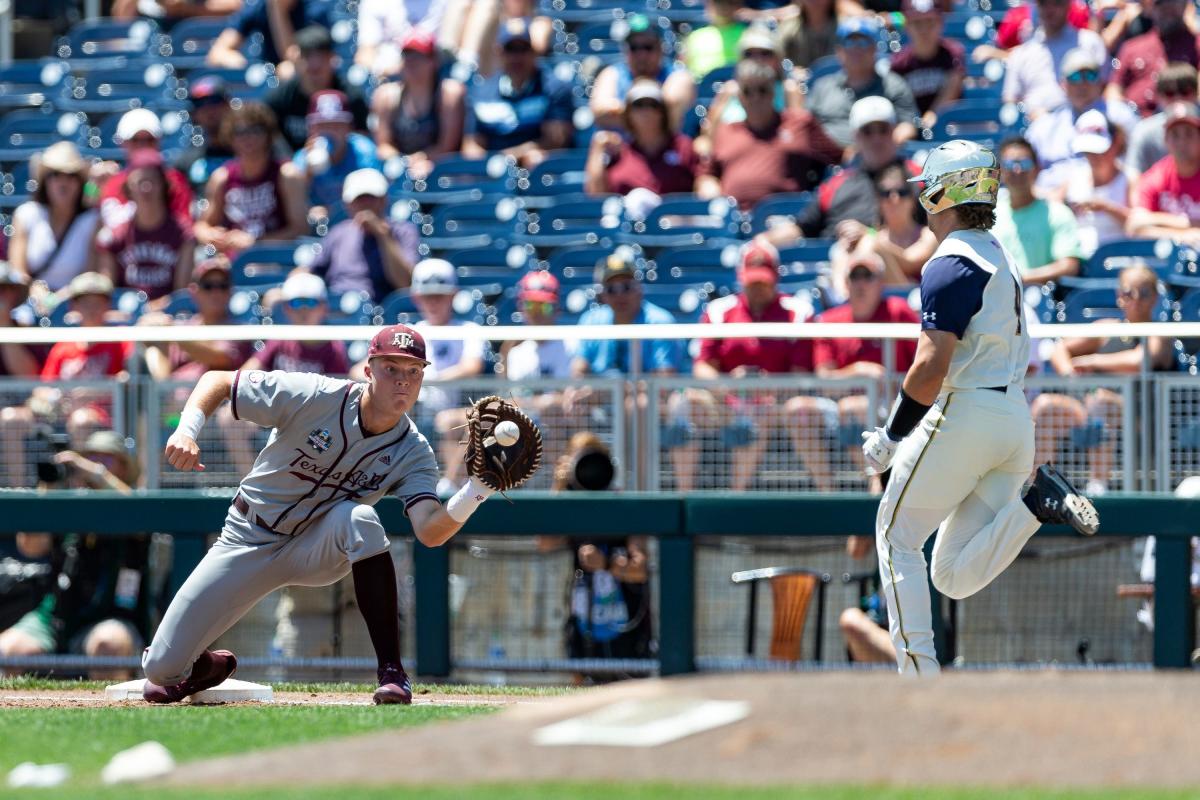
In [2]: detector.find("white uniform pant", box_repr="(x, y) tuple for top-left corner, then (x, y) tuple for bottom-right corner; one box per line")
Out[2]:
(875, 387), (1040, 675)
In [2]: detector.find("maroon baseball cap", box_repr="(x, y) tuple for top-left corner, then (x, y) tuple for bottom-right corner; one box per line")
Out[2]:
(307, 90), (354, 125)
(367, 324), (430, 364)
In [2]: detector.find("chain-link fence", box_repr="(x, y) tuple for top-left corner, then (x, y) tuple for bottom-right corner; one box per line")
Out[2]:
(1156, 375), (1200, 492)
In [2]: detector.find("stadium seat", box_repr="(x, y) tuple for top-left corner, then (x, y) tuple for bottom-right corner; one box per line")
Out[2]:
(420, 197), (526, 252)
(619, 193), (740, 249)
(167, 18), (262, 71)
(778, 239), (835, 274)
(1079, 238), (1179, 281)
(0, 60), (67, 113)
(928, 99), (1024, 146)
(521, 149), (589, 201)
(322, 291), (375, 326)
(514, 195), (623, 248)
(651, 0), (707, 25)
(696, 64), (736, 107)
(547, 245), (633, 285)
(1177, 288), (1200, 321)
(732, 567), (830, 661)
(1052, 286), (1173, 324)
(57, 64), (186, 115)
(746, 193), (813, 236)
(184, 65), (278, 103)
(448, 246), (530, 272)
(0, 110), (88, 162)
(56, 18), (166, 68)
(403, 154), (519, 206)
(230, 240), (323, 287)
(540, 0), (642, 27)
(942, 11), (996, 44)
(649, 241), (741, 278)
(377, 288), (420, 324)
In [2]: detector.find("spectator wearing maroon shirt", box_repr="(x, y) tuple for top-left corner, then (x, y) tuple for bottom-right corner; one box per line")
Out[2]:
(585, 81), (700, 198)
(0, 263), (50, 487)
(99, 109), (194, 232)
(696, 60), (842, 209)
(890, 0), (964, 128)
(1128, 101), (1200, 243)
(670, 242), (819, 491)
(194, 103), (309, 256)
(1107, 0), (1200, 116)
(246, 273), (349, 375)
(97, 151), (194, 308)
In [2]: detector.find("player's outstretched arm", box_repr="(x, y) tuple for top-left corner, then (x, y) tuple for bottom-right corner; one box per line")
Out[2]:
(406, 496), (477, 548)
(164, 370), (236, 472)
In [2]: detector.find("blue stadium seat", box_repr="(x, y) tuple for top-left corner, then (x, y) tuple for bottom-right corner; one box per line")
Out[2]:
(230, 240), (323, 287)
(57, 65), (186, 114)
(746, 193), (813, 236)
(650, 241), (741, 280)
(619, 194), (740, 248)
(942, 11), (996, 44)
(420, 197), (526, 251)
(806, 55), (841, 85)
(515, 195), (623, 248)
(377, 289), (420, 324)
(1052, 286), (1173, 324)
(547, 246), (633, 286)
(696, 64), (736, 106)
(641, 282), (723, 324)
(522, 149), (589, 200)
(1079, 238), (1178, 281)
(56, 19), (166, 68)
(1177, 288), (1200, 321)
(0, 110), (88, 162)
(570, 21), (636, 57)
(184, 65), (278, 102)
(0, 60), (67, 113)
(167, 18), (261, 71)
(929, 100), (1024, 146)
(323, 291), (376, 326)
(778, 239), (835, 273)
(540, 0), (641, 26)
(449, 246), (531, 272)
(404, 154), (519, 206)
(651, 0), (707, 25)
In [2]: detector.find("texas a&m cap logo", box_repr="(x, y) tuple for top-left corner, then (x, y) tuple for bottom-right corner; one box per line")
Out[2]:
(367, 324), (430, 364)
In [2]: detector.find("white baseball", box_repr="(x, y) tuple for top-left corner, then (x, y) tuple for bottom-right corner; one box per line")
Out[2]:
(493, 420), (521, 447)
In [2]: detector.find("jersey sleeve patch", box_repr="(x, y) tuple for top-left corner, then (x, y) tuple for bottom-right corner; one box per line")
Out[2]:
(920, 254), (990, 339)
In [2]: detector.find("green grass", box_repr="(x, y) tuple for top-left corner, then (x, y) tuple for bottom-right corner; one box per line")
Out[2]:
(0, 704), (493, 790)
(0, 675), (576, 696)
(7, 784), (1198, 800)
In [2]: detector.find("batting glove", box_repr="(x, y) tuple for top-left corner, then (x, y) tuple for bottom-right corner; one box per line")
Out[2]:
(861, 427), (900, 475)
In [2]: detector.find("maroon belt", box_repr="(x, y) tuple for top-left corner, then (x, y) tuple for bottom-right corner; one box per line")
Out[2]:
(232, 494), (287, 536)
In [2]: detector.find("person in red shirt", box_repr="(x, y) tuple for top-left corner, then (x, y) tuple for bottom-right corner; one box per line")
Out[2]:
(812, 251), (918, 481)
(39, 271), (133, 451)
(98, 109), (194, 232)
(696, 59), (843, 209)
(585, 80), (700, 198)
(1107, 0), (1200, 116)
(670, 242), (817, 491)
(1129, 100), (1200, 243)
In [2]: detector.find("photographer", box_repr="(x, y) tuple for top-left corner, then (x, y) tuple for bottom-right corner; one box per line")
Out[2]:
(538, 432), (653, 681)
(0, 431), (153, 679)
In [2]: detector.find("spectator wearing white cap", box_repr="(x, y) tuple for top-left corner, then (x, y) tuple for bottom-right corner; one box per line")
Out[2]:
(408, 258), (487, 496)
(294, 90), (381, 225)
(1062, 110), (1130, 257)
(305, 168), (419, 301)
(10, 142), (101, 294)
(696, 59), (843, 209)
(890, 0), (964, 129)
(98, 109), (194, 231)
(245, 273), (350, 375)
(1026, 47), (1138, 191)
(586, 80), (700, 198)
(807, 16), (919, 146)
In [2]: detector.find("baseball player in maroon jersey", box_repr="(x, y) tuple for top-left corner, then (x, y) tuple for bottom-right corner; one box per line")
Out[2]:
(141, 324), (500, 704)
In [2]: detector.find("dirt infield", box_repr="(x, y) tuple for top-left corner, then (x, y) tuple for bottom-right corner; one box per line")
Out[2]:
(148, 671), (1200, 789)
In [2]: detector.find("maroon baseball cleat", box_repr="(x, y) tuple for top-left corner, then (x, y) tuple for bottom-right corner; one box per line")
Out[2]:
(373, 664), (413, 705)
(143, 649), (238, 704)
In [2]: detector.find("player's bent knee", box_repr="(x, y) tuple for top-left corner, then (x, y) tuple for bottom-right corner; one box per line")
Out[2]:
(142, 644), (192, 685)
(930, 568), (970, 600)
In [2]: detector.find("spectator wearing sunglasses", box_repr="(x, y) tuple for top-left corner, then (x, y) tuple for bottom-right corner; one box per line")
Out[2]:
(992, 137), (1083, 286)
(1127, 63), (1200, 176)
(702, 25), (805, 141)
(243, 273), (349, 375)
(176, 75), (235, 194)
(1129, 101), (1200, 243)
(195, 102), (310, 256)
(672, 242), (817, 492)
(1001, 0), (1107, 119)
(505, 271), (573, 380)
(1025, 48), (1137, 192)
(890, 0), (964, 130)
(1107, 0), (1200, 117)
(462, 18), (574, 168)
(306, 168), (418, 302)
(696, 59), (842, 209)
(807, 16), (919, 147)
(1034, 265), (1174, 496)
(572, 253), (683, 377)
(586, 81), (700, 198)
(591, 14), (696, 133)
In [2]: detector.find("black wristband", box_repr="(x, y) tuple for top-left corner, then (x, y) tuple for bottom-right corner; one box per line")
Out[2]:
(885, 388), (932, 442)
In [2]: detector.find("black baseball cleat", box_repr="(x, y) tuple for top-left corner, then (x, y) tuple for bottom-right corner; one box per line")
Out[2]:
(1023, 465), (1100, 536)
(143, 649), (238, 704)
(373, 664), (413, 705)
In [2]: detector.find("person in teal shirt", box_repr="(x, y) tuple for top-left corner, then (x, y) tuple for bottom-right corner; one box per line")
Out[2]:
(682, 0), (748, 80)
(572, 253), (684, 376)
(991, 136), (1084, 286)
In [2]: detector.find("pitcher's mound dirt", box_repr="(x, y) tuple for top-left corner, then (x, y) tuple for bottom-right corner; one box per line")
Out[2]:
(164, 671), (1200, 789)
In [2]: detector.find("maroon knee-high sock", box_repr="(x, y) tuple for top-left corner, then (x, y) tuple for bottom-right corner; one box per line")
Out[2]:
(351, 551), (402, 670)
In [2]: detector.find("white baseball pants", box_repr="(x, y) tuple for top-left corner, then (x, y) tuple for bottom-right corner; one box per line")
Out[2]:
(875, 386), (1040, 675)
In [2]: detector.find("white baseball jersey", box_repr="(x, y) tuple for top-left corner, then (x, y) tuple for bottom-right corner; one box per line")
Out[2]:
(919, 228), (1031, 393)
(230, 370), (440, 536)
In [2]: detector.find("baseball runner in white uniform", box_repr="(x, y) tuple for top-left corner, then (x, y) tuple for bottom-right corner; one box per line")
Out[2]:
(141, 324), (509, 704)
(860, 141), (1100, 675)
